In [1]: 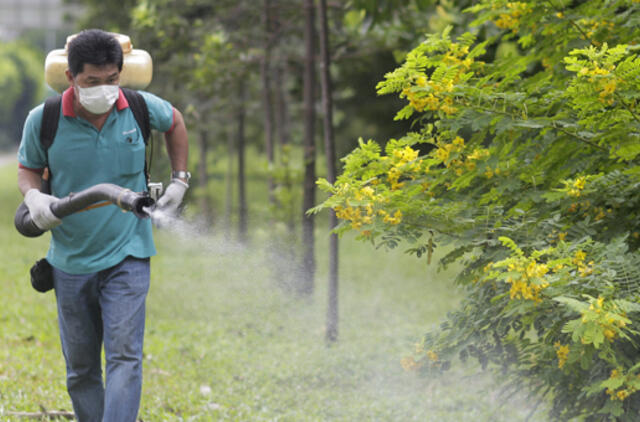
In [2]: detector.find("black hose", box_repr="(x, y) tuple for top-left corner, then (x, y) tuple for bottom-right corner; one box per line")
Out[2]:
(15, 183), (155, 238)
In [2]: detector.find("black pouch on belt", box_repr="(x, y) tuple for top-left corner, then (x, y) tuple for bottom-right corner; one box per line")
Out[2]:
(30, 258), (54, 293)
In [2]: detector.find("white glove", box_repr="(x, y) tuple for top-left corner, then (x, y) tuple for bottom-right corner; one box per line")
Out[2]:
(155, 178), (188, 216)
(24, 188), (62, 231)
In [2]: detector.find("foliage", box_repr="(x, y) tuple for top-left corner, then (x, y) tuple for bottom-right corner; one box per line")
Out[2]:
(314, 0), (640, 419)
(66, 0), (139, 33)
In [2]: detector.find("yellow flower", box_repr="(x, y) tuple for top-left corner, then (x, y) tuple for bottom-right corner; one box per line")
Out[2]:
(436, 147), (450, 162)
(600, 79), (617, 98)
(467, 148), (490, 161)
(424, 94), (440, 110)
(440, 103), (458, 115)
(579, 265), (593, 277)
(604, 329), (616, 341)
(400, 356), (421, 371)
(426, 350), (439, 362)
(572, 250), (586, 265)
(383, 210), (403, 225)
(555, 342), (570, 369)
(617, 390), (630, 401)
(567, 177), (587, 197)
(361, 186), (375, 198)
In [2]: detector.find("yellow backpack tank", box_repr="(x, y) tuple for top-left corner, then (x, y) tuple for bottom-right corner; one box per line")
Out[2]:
(44, 33), (152, 93)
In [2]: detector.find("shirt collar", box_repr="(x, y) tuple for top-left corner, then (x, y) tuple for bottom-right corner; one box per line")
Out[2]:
(61, 87), (129, 118)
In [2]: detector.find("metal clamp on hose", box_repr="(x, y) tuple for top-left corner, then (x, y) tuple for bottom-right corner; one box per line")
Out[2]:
(116, 188), (133, 212)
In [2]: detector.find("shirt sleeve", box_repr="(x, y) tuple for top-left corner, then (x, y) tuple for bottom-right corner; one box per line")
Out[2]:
(17, 105), (47, 170)
(138, 91), (174, 133)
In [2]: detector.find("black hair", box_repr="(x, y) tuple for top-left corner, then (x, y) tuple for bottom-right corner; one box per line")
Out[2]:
(67, 29), (123, 76)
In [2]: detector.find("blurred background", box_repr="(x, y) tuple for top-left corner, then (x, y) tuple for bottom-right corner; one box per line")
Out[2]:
(0, 0), (467, 238)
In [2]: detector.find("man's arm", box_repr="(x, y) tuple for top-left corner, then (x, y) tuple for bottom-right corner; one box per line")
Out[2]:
(18, 167), (44, 196)
(164, 108), (189, 181)
(154, 107), (189, 216)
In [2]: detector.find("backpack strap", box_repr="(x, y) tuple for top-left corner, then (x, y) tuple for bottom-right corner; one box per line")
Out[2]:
(121, 88), (150, 145)
(40, 95), (62, 152)
(39, 95), (62, 193)
(121, 88), (152, 185)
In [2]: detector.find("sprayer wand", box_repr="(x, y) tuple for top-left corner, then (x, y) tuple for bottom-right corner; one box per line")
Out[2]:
(15, 183), (155, 238)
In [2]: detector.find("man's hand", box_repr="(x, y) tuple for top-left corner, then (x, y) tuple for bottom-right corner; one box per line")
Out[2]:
(24, 189), (62, 230)
(155, 179), (188, 216)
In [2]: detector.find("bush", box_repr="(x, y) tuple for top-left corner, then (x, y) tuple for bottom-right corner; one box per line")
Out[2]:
(315, 1), (640, 420)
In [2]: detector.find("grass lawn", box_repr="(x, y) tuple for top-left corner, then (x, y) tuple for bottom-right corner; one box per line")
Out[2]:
(0, 162), (546, 421)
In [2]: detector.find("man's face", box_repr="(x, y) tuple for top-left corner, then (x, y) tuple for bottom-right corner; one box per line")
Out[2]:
(66, 63), (120, 88)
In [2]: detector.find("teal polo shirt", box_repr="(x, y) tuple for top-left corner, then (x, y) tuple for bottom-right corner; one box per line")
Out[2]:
(18, 87), (175, 274)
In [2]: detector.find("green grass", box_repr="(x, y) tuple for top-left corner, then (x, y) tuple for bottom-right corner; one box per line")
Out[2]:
(0, 162), (547, 421)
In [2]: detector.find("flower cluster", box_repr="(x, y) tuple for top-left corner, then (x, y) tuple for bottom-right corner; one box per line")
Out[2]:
(605, 368), (638, 402)
(567, 176), (586, 197)
(330, 145), (427, 235)
(434, 136), (490, 176)
(575, 61), (618, 104)
(400, 356), (422, 371)
(504, 259), (550, 302)
(400, 42), (479, 117)
(483, 253), (551, 303)
(580, 296), (627, 342)
(493, 2), (531, 31)
(386, 145), (423, 190)
(576, 18), (615, 41)
(572, 250), (594, 277)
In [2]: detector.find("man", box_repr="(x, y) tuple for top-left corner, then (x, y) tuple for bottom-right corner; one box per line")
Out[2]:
(17, 29), (189, 422)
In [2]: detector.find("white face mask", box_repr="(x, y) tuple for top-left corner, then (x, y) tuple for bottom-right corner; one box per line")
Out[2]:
(76, 84), (119, 114)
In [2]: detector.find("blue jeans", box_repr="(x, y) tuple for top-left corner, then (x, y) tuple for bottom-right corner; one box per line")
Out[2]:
(53, 256), (150, 422)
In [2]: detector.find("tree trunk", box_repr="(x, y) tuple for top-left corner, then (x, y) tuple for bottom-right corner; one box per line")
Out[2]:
(237, 84), (248, 244)
(198, 129), (214, 228)
(301, 0), (317, 296)
(262, 0), (276, 204)
(317, 0), (339, 342)
(274, 63), (295, 235)
(274, 64), (290, 149)
(224, 124), (234, 239)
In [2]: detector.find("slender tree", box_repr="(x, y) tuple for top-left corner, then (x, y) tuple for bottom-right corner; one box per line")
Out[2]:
(237, 83), (248, 244)
(197, 129), (214, 227)
(317, 0), (339, 342)
(262, 0), (276, 204)
(273, 66), (290, 149)
(300, 0), (317, 295)
(224, 124), (234, 238)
